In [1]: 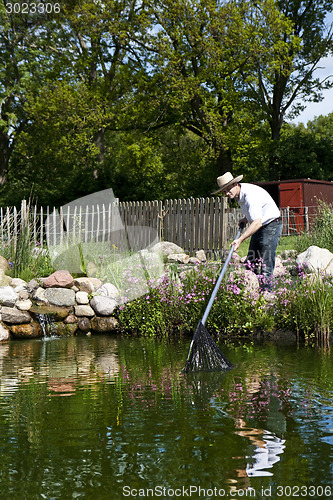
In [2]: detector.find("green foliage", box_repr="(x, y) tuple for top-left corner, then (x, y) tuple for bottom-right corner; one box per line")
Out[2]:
(0, 0), (332, 204)
(116, 256), (332, 346)
(276, 122), (333, 180)
(273, 270), (333, 345)
(295, 200), (333, 253)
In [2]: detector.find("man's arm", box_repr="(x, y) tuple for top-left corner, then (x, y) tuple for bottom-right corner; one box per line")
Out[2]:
(231, 218), (262, 251)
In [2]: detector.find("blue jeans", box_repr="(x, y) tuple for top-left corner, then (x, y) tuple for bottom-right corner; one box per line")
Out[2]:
(246, 218), (282, 291)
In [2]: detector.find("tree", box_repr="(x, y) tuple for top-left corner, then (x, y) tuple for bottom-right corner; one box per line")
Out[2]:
(124, 0), (296, 179)
(1, 0), (153, 203)
(0, 1), (64, 186)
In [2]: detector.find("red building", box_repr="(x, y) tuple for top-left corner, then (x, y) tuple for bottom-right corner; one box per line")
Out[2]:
(254, 179), (333, 233)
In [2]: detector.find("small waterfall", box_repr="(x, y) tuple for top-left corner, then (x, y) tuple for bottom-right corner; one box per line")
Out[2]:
(36, 313), (55, 338)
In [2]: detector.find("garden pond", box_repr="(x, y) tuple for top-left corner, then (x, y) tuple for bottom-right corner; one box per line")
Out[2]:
(0, 333), (332, 499)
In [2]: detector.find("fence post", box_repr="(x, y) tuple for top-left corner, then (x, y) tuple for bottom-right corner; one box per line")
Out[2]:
(304, 206), (309, 232)
(222, 197), (228, 252)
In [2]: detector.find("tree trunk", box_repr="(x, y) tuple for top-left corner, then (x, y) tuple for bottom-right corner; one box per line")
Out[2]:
(93, 127), (105, 179)
(268, 111), (284, 180)
(215, 146), (233, 175)
(0, 132), (10, 186)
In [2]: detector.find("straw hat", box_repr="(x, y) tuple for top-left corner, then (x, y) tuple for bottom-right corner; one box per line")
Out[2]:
(211, 172), (243, 194)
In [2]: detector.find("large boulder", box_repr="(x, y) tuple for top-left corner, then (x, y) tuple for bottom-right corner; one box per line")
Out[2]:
(296, 246), (333, 274)
(150, 241), (184, 258)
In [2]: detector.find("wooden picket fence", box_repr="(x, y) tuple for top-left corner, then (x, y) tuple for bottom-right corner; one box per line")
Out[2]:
(0, 198), (311, 259)
(0, 198), (229, 259)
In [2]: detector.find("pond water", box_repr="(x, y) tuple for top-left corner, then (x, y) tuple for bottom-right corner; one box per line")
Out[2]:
(0, 334), (332, 499)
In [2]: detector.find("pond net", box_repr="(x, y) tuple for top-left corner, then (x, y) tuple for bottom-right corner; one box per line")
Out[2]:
(183, 321), (233, 373)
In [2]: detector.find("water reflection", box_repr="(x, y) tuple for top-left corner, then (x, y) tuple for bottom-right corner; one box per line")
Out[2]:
(0, 336), (120, 397)
(235, 420), (286, 477)
(0, 336), (331, 498)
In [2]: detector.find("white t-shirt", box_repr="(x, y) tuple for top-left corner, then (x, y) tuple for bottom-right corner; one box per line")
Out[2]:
(238, 183), (280, 226)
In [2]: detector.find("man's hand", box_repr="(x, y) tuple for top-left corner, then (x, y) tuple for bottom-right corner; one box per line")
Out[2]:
(231, 238), (242, 251)
(231, 218), (262, 251)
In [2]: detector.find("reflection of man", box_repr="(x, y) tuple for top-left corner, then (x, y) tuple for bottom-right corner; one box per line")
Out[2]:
(245, 431), (286, 477)
(212, 172), (282, 291)
(235, 420), (286, 477)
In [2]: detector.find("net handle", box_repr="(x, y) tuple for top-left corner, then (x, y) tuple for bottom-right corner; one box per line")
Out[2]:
(201, 223), (244, 326)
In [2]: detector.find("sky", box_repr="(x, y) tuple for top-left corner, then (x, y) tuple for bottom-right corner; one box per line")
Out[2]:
(291, 55), (333, 125)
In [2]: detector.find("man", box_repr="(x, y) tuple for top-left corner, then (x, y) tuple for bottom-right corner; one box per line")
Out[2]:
(212, 172), (282, 291)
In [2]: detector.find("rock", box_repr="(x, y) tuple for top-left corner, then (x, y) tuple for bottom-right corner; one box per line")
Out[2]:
(11, 278), (27, 288)
(74, 305), (95, 317)
(273, 255), (286, 277)
(74, 277), (103, 293)
(90, 296), (118, 316)
(0, 256), (9, 272)
(195, 250), (207, 262)
(228, 269), (260, 296)
(0, 323), (10, 342)
(16, 299), (32, 311)
(0, 270), (12, 286)
(9, 322), (42, 339)
(52, 322), (77, 336)
(30, 305), (72, 322)
(1, 307), (32, 324)
(64, 314), (77, 324)
(150, 241), (184, 258)
(296, 245), (333, 274)
(44, 288), (76, 307)
(76, 291), (89, 305)
(0, 286), (18, 306)
(96, 283), (120, 301)
(90, 316), (118, 332)
(77, 317), (91, 332)
(188, 257), (200, 264)
(43, 270), (74, 288)
(18, 290), (30, 300)
(32, 287), (48, 305)
(167, 253), (190, 264)
(27, 279), (41, 293)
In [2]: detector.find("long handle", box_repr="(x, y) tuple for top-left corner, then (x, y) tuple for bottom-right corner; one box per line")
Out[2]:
(201, 225), (243, 326)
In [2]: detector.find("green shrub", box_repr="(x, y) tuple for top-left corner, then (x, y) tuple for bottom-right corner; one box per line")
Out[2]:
(295, 200), (333, 253)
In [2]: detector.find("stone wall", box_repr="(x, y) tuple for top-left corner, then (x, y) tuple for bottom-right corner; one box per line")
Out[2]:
(0, 270), (120, 341)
